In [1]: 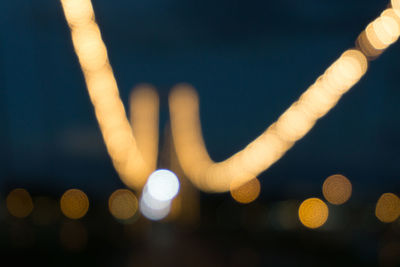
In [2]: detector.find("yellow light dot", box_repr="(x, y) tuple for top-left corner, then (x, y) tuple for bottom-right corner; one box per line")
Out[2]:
(230, 178), (261, 204)
(322, 174), (352, 205)
(375, 193), (400, 223)
(298, 198), (329, 229)
(6, 189), (34, 218)
(108, 189), (138, 221)
(60, 189), (89, 219)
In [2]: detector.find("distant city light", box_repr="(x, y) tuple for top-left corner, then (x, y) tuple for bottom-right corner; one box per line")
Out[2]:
(60, 189), (89, 219)
(298, 198), (329, 229)
(108, 189), (138, 221)
(322, 174), (352, 205)
(230, 178), (261, 204)
(375, 193), (400, 223)
(6, 188), (34, 218)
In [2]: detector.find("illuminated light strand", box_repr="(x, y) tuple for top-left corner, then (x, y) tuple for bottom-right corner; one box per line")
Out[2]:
(170, 48), (367, 192)
(169, 3), (400, 192)
(60, 0), (158, 190)
(61, 0), (400, 193)
(357, 6), (400, 59)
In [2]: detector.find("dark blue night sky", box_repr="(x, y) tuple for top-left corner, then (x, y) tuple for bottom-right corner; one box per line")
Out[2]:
(0, 0), (399, 199)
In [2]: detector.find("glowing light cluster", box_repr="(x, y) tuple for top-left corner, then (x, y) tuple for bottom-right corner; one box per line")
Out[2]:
(375, 193), (400, 223)
(357, 5), (400, 59)
(298, 198), (329, 229)
(139, 169), (180, 221)
(322, 174), (352, 205)
(60, 0), (159, 190)
(170, 49), (367, 192)
(61, 0), (400, 195)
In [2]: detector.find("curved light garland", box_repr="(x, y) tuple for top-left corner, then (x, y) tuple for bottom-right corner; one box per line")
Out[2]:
(61, 0), (400, 192)
(169, 4), (400, 192)
(60, 0), (158, 190)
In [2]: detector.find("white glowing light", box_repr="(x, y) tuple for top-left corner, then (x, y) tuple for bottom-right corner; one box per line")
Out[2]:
(139, 196), (171, 221)
(146, 169), (180, 202)
(141, 187), (171, 210)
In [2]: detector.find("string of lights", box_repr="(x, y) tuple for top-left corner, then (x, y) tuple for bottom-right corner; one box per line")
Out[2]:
(60, 0), (157, 190)
(169, 3), (400, 192)
(61, 0), (400, 194)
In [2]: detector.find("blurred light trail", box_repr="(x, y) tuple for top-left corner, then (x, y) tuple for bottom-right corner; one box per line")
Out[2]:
(6, 188), (34, 218)
(108, 189), (139, 221)
(129, 85), (160, 186)
(61, 0), (400, 193)
(357, 7), (400, 59)
(322, 174), (352, 205)
(298, 198), (329, 229)
(169, 3), (400, 192)
(139, 169), (180, 221)
(60, 0), (158, 190)
(375, 193), (400, 223)
(230, 178), (261, 204)
(60, 189), (89, 219)
(170, 49), (366, 192)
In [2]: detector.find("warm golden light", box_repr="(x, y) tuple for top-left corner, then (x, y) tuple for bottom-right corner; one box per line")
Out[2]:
(61, 0), (400, 193)
(170, 49), (367, 192)
(322, 174), (352, 205)
(6, 189), (34, 218)
(128, 85), (160, 187)
(60, 0), (158, 191)
(357, 7), (400, 59)
(375, 193), (400, 223)
(108, 189), (139, 221)
(298, 198), (329, 229)
(60, 189), (89, 219)
(230, 178), (261, 204)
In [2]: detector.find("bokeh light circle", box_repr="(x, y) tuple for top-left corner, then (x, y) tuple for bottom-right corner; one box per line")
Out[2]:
(108, 189), (138, 220)
(60, 189), (89, 219)
(298, 198), (329, 229)
(375, 193), (400, 223)
(146, 169), (180, 202)
(322, 174), (352, 205)
(230, 178), (261, 204)
(6, 188), (34, 218)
